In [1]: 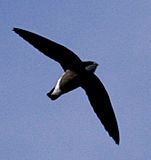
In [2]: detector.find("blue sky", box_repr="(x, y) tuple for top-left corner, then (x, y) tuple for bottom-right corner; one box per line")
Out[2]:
(1, 0), (151, 159)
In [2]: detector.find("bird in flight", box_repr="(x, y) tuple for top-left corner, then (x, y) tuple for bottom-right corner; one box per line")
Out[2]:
(13, 28), (120, 144)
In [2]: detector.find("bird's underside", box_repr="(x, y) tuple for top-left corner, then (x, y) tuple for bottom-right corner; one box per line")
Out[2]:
(47, 69), (81, 100)
(13, 27), (120, 145)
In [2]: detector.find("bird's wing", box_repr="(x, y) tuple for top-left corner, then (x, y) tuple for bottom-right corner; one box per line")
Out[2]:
(81, 73), (120, 144)
(13, 28), (82, 71)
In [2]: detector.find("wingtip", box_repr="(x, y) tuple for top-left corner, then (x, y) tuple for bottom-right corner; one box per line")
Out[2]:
(108, 126), (120, 145)
(12, 27), (19, 33)
(12, 27), (16, 32)
(113, 133), (120, 145)
(115, 139), (120, 145)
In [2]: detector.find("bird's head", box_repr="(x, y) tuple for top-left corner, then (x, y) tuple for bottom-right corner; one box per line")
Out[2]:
(83, 61), (98, 73)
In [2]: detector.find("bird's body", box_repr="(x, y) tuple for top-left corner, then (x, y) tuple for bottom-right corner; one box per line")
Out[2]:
(48, 69), (80, 100)
(48, 62), (98, 100)
(13, 28), (120, 144)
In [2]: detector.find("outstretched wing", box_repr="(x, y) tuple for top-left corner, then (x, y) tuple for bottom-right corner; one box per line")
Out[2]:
(13, 28), (82, 71)
(81, 73), (120, 144)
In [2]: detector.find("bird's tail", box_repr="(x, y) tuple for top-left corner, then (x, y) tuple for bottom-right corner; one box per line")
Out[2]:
(47, 88), (60, 100)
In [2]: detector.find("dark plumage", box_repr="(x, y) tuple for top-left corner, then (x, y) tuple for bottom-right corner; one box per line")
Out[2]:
(13, 28), (120, 144)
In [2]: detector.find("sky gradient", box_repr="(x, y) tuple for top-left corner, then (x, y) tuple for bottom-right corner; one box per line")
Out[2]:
(1, 1), (151, 159)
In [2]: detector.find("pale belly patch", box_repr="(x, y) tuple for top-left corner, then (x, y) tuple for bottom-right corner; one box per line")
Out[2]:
(51, 77), (62, 96)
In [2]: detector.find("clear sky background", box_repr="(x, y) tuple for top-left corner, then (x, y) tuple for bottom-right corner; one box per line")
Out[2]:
(1, 0), (151, 159)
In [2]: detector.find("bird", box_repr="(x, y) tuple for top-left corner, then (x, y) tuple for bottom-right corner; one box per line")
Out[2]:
(13, 27), (120, 145)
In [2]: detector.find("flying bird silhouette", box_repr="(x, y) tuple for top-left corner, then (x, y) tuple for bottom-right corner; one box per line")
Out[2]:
(13, 28), (120, 144)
